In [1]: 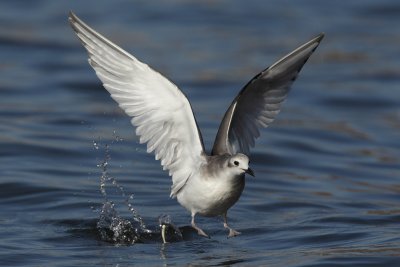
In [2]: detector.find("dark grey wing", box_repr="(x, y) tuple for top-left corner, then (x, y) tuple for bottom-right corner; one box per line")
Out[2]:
(212, 33), (324, 156)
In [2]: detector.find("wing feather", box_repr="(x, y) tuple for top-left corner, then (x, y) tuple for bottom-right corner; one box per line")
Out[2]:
(212, 34), (324, 155)
(69, 12), (206, 197)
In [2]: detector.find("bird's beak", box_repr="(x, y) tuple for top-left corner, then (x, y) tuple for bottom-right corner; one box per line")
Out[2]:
(245, 167), (255, 177)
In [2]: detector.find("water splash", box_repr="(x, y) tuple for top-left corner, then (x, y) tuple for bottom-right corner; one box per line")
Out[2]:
(94, 137), (150, 244)
(106, 174), (148, 231)
(93, 140), (99, 150)
(92, 132), (187, 244)
(97, 201), (138, 244)
(112, 130), (124, 142)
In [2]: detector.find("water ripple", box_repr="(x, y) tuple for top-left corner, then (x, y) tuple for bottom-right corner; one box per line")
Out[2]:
(1, 0), (400, 266)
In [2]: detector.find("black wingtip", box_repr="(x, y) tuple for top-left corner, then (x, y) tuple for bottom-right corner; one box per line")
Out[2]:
(315, 33), (325, 43)
(309, 33), (324, 53)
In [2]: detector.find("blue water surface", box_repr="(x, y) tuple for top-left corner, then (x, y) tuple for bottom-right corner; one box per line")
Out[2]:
(1, 0), (400, 266)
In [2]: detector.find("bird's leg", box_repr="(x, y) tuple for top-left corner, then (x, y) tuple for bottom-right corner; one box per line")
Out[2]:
(191, 213), (209, 238)
(223, 212), (241, 238)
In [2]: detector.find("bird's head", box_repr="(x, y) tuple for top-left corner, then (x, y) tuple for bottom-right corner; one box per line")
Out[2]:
(228, 153), (255, 177)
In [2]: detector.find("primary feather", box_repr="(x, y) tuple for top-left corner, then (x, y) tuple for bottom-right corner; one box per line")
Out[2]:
(69, 12), (206, 197)
(212, 34), (324, 156)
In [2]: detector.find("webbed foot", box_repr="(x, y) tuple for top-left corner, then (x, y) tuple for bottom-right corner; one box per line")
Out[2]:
(227, 228), (241, 238)
(191, 213), (210, 238)
(223, 212), (241, 238)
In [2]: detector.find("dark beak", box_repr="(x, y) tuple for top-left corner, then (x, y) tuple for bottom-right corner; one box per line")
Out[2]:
(245, 167), (255, 177)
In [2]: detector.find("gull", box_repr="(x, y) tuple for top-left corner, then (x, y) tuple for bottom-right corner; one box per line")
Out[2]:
(69, 12), (323, 238)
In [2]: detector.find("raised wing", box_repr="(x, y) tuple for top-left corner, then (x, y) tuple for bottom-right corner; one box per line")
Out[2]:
(69, 12), (206, 197)
(212, 34), (324, 156)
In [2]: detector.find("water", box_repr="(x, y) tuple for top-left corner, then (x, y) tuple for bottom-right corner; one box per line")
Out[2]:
(1, 0), (400, 266)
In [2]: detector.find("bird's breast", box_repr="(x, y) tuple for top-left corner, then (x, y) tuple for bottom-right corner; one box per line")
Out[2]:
(177, 172), (245, 217)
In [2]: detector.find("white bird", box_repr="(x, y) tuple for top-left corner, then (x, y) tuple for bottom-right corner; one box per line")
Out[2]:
(69, 12), (323, 238)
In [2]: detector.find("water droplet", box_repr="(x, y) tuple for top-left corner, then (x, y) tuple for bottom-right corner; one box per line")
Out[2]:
(94, 141), (150, 244)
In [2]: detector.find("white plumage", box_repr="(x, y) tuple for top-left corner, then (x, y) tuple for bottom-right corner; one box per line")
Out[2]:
(70, 13), (206, 198)
(69, 12), (323, 238)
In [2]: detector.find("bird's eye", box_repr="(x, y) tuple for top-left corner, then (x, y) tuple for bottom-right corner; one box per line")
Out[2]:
(234, 161), (239, 166)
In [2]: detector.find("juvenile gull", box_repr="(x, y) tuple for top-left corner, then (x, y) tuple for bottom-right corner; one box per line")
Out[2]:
(69, 12), (323, 238)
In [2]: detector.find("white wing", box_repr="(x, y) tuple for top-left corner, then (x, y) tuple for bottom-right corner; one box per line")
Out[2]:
(69, 12), (206, 197)
(212, 34), (324, 155)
